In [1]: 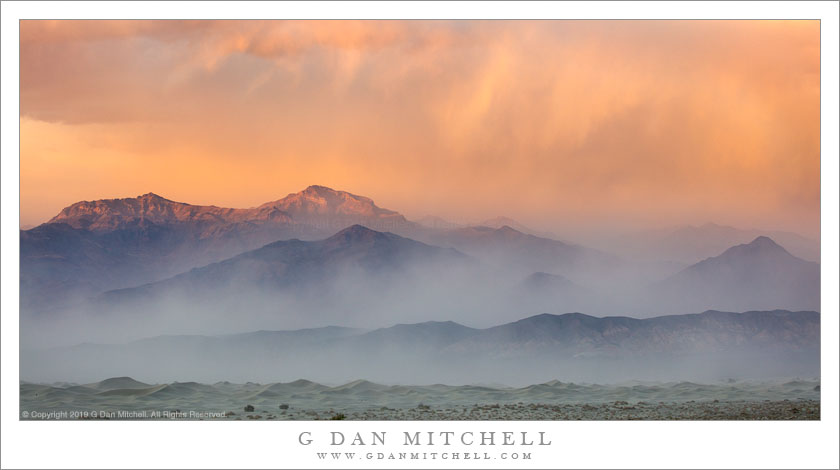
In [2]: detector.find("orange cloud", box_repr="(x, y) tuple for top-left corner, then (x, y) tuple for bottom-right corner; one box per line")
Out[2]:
(19, 20), (820, 238)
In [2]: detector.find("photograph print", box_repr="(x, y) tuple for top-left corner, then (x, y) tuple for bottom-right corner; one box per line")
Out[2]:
(19, 19), (821, 421)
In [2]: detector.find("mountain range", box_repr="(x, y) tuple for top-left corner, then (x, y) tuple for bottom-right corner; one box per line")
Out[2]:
(21, 185), (821, 327)
(21, 186), (419, 311)
(77, 226), (820, 325)
(21, 309), (819, 385)
(47, 185), (409, 232)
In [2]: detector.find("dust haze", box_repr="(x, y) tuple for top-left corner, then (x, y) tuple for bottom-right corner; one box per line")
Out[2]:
(20, 219), (820, 386)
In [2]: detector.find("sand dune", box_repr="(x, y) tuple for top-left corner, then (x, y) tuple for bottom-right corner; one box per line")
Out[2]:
(20, 377), (819, 420)
(85, 376), (151, 391)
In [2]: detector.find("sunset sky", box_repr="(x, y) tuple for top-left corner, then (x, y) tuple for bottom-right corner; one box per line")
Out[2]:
(19, 20), (820, 237)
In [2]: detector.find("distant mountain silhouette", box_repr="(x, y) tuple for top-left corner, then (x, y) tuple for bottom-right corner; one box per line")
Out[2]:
(429, 225), (618, 279)
(414, 215), (463, 230)
(656, 236), (819, 312)
(512, 272), (593, 313)
(478, 216), (559, 239)
(521, 272), (577, 291)
(348, 321), (479, 351)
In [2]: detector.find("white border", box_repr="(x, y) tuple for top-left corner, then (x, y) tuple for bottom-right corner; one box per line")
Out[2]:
(2, 2), (838, 469)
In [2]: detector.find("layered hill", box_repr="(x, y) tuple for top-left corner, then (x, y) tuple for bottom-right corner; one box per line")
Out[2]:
(449, 310), (819, 356)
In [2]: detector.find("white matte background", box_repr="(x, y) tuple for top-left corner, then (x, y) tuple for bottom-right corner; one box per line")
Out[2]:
(2, 2), (838, 469)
